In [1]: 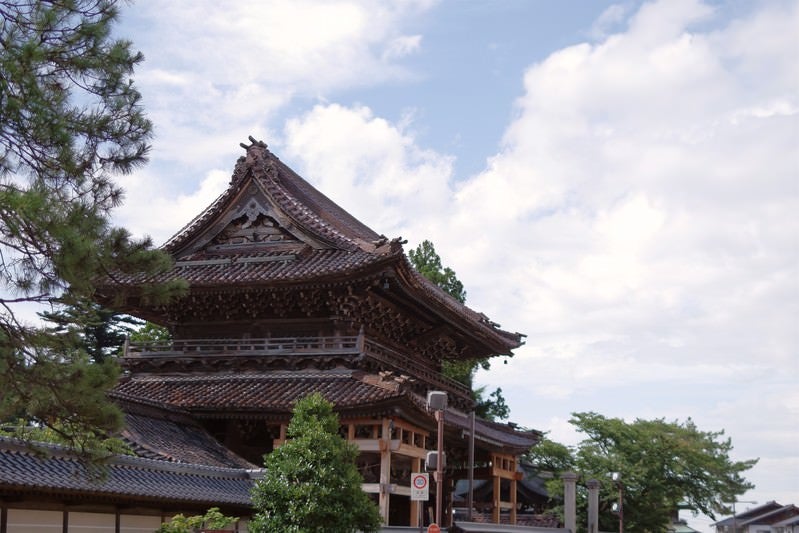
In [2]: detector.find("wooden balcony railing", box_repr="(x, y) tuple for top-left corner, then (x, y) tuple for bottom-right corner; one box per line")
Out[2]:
(361, 338), (471, 398)
(124, 333), (471, 399)
(125, 336), (360, 356)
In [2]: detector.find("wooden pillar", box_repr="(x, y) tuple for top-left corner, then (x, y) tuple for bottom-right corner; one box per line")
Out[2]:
(379, 418), (392, 524)
(492, 475), (501, 523)
(410, 457), (421, 527)
(510, 477), (518, 524)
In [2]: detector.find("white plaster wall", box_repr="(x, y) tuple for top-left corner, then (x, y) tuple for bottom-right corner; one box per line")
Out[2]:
(120, 514), (162, 533)
(69, 511), (116, 532)
(7, 509), (62, 532)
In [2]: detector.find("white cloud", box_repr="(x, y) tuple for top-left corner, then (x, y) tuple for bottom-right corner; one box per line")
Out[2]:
(383, 34), (423, 60)
(451, 0), (798, 380)
(589, 3), (631, 39)
(130, 0), (430, 89)
(116, 168), (230, 245)
(282, 103), (455, 240)
(119, 0), (435, 173)
(460, 0), (799, 513)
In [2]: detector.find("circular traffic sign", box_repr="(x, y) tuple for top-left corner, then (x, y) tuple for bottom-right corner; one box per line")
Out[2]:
(427, 524), (441, 533)
(413, 474), (428, 490)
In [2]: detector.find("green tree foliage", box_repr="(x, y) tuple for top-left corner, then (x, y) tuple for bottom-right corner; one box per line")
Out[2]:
(156, 507), (238, 533)
(128, 321), (171, 344)
(473, 386), (510, 421)
(408, 240), (466, 303)
(408, 240), (509, 420)
(39, 302), (143, 363)
(526, 412), (758, 532)
(0, 0), (185, 453)
(250, 393), (382, 533)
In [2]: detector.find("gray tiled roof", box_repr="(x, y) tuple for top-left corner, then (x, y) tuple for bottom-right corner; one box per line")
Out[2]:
(445, 410), (541, 454)
(128, 248), (390, 287)
(116, 397), (257, 469)
(0, 437), (258, 507)
(114, 369), (538, 454)
(113, 369), (405, 413)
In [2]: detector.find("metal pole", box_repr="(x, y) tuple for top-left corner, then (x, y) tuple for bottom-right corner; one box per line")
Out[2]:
(435, 409), (444, 527)
(728, 499), (756, 533)
(467, 410), (475, 522)
(611, 471), (623, 533)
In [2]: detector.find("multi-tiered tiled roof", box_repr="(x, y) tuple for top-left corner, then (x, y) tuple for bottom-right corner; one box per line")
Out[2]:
(101, 139), (523, 358)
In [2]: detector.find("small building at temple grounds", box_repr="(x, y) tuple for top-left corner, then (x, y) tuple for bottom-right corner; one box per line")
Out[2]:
(0, 139), (542, 531)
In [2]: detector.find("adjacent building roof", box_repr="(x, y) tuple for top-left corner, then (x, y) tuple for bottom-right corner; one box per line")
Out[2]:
(774, 514), (799, 527)
(736, 504), (799, 526)
(115, 394), (256, 468)
(0, 437), (258, 509)
(668, 520), (702, 533)
(445, 410), (541, 454)
(713, 501), (790, 527)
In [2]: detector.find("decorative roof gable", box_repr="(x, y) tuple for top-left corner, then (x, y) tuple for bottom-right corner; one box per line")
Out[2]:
(163, 138), (390, 260)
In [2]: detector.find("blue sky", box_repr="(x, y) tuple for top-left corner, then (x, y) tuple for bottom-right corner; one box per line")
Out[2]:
(114, 1), (798, 529)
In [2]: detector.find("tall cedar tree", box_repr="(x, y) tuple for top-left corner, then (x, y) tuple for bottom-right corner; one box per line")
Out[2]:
(250, 393), (383, 533)
(408, 240), (510, 421)
(0, 0), (185, 455)
(526, 412), (758, 532)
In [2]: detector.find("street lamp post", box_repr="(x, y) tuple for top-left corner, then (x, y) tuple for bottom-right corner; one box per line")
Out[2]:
(427, 391), (447, 528)
(611, 472), (623, 533)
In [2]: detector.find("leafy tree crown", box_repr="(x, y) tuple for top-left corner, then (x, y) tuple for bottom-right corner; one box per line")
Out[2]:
(250, 393), (382, 533)
(526, 412), (758, 532)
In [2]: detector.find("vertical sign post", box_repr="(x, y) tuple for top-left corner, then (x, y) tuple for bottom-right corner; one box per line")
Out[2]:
(411, 472), (429, 532)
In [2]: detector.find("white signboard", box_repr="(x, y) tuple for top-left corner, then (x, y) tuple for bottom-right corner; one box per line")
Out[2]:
(410, 472), (429, 501)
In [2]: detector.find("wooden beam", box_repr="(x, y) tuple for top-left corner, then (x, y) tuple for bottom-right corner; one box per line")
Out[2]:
(511, 477), (517, 525)
(378, 418), (392, 523)
(492, 476), (500, 524)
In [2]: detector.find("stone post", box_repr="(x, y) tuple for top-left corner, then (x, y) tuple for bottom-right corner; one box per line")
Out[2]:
(561, 471), (578, 533)
(587, 479), (600, 533)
